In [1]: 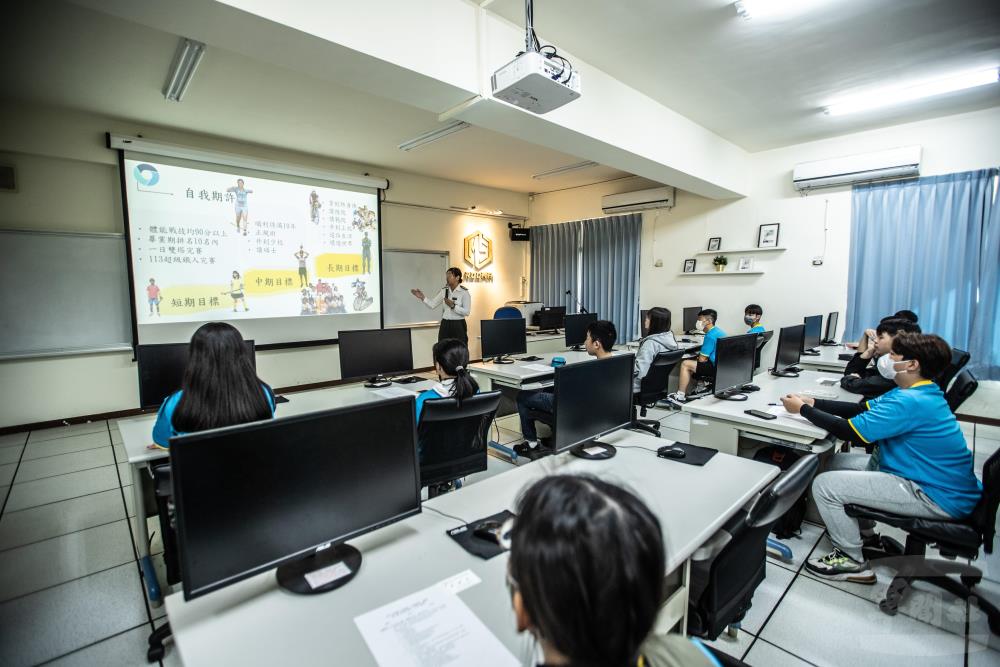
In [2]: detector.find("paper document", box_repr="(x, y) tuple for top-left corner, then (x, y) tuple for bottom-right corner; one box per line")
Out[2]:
(355, 582), (517, 667)
(766, 405), (813, 425)
(521, 363), (554, 373)
(816, 377), (839, 387)
(373, 387), (419, 399)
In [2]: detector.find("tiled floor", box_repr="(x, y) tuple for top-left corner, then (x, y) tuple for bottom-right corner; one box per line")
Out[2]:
(0, 394), (997, 666)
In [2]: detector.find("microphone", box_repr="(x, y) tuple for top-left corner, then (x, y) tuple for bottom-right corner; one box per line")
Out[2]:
(565, 289), (588, 314)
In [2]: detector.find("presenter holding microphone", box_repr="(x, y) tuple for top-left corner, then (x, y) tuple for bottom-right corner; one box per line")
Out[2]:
(411, 267), (471, 344)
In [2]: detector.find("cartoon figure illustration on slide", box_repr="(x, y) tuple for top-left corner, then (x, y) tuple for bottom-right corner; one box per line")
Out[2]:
(352, 278), (373, 312)
(309, 190), (321, 225)
(223, 270), (249, 312)
(146, 278), (161, 316)
(352, 205), (377, 231)
(226, 178), (253, 236)
(294, 245), (310, 287)
(361, 231), (372, 274)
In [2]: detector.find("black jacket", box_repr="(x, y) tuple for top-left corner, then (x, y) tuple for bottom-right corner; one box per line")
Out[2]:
(840, 352), (895, 400)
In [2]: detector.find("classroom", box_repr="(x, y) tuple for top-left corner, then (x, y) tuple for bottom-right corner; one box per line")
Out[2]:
(0, 1), (998, 666)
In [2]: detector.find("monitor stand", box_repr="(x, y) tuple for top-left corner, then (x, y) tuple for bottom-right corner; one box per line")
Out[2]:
(570, 440), (617, 460)
(491, 355), (515, 364)
(276, 543), (361, 595)
(801, 348), (821, 356)
(364, 375), (391, 388)
(771, 368), (800, 378)
(714, 389), (749, 401)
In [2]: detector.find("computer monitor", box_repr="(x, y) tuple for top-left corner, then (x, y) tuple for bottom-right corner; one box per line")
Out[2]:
(802, 315), (823, 354)
(553, 354), (635, 460)
(170, 396), (420, 600)
(640, 309), (649, 338)
(536, 306), (566, 331)
(683, 306), (702, 334)
(481, 318), (527, 363)
(772, 325), (804, 377)
(713, 334), (758, 400)
(137, 340), (255, 409)
(823, 311), (839, 344)
(338, 328), (414, 386)
(564, 312), (598, 350)
(754, 330), (775, 372)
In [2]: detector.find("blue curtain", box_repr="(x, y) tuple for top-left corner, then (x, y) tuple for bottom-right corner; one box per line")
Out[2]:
(530, 221), (581, 311)
(969, 176), (1000, 380)
(581, 214), (642, 342)
(845, 170), (997, 365)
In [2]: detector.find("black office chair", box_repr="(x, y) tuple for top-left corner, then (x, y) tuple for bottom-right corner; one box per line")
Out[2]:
(147, 463), (179, 662)
(753, 330), (774, 373)
(945, 369), (978, 413)
(688, 454), (819, 640)
(845, 447), (1000, 635)
(632, 349), (687, 435)
(935, 347), (970, 390)
(418, 391), (501, 496)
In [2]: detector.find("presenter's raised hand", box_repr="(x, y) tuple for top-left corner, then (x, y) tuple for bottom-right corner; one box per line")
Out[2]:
(410, 288), (425, 300)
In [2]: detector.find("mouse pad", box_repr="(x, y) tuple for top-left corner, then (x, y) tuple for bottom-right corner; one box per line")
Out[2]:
(446, 509), (515, 560)
(666, 442), (718, 467)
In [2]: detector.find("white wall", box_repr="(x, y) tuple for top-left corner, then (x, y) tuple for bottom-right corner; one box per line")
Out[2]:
(0, 101), (529, 429)
(529, 106), (1000, 365)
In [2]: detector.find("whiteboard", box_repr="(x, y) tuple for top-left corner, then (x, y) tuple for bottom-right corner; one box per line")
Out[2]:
(382, 249), (449, 328)
(0, 230), (132, 358)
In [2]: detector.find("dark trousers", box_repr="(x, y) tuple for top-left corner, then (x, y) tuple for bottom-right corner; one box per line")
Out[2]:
(438, 318), (468, 344)
(517, 389), (555, 441)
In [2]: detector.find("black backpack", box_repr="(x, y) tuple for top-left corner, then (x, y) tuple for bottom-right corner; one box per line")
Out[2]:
(753, 446), (809, 539)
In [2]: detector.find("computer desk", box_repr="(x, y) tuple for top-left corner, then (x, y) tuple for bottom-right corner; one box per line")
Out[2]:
(163, 428), (778, 666)
(118, 378), (441, 606)
(681, 369), (853, 455)
(798, 344), (852, 373)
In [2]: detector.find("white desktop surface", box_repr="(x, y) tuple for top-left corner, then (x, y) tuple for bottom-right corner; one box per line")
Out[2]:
(469, 349), (631, 385)
(164, 429), (778, 666)
(798, 345), (852, 372)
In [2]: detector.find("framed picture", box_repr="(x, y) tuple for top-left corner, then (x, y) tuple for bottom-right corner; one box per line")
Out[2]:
(757, 223), (780, 248)
(707, 237), (721, 251)
(683, 259), (697, 273)
(737, 256), (755, 272)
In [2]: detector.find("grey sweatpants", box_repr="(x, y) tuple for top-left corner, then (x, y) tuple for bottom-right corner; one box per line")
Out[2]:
(812, 453), (952, 562)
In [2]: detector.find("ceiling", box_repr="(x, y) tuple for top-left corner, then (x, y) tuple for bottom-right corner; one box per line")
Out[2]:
(487, 0), (1000, 151)
(0, 1), (631, 195)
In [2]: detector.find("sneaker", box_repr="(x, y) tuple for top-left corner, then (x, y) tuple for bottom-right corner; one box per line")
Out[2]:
(513, 441), (549, 461)
(806, 548), (876, 584)
(666, 393), (687, 407)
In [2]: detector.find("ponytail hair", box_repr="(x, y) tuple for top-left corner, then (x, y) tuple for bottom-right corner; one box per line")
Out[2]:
(432, 338), (478, 405)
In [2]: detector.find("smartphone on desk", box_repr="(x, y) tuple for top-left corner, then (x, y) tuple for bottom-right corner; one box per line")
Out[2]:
(745, 409), (777, 420)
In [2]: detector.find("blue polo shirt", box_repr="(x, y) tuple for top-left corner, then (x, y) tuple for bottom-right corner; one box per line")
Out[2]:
(152, 385), (276, 447)
(848, 381), (981, 518)
(748, 324), (766, 334)
(700, 326), (726, 364)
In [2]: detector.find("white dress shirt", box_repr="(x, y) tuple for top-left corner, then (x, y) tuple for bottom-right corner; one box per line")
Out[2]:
(423, 285), (471, 320)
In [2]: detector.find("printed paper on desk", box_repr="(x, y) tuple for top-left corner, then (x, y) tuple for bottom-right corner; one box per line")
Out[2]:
(766, 405), (813, 425)
(521, 363), (554, 373)
(373, 387), (419, 400)
(355, 585), (518, 667)
(816, 377), (839, 387)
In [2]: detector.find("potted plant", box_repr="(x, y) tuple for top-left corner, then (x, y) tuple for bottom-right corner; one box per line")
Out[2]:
(713, 255), (728, 272)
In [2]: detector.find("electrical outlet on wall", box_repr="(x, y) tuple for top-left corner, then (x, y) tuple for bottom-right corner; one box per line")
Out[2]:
(812, 257), (824, 266)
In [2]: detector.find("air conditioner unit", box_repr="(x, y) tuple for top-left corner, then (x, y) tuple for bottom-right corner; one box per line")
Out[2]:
(792, 146), (921, 192)
(601, 186), (676, 214)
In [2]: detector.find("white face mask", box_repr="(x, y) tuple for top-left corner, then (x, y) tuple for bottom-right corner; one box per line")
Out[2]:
(695, 319), (706, 332)
(877, 354), (908, 380)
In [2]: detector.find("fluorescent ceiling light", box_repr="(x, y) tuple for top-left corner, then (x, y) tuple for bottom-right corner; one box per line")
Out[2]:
(824, 68), (1000, 116)
(163, 38), (205, 102)
(397, 121), (470, 151)
(531, 160), (599, 180)
(734, 0), (827, 20)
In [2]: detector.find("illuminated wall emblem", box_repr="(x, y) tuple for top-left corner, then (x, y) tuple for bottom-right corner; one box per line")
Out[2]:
(463, 231), (494, 270)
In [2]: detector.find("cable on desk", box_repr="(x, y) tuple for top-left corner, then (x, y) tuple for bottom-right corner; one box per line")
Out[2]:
(614, 444), (660, 454)
(424, 505), (470, 526)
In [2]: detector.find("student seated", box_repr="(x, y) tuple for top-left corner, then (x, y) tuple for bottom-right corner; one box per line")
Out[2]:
(744, 303), (765, 333)
(781, 333), (982, 583)
(514, 319), (616, 460)
(507, 475), (720, 666)
(841, 317), (921, 400)
(414, 338), (479, 422)
(152, 322), (276, 447)
(633, 306), (679, 392)
(669, 309), (725, 404)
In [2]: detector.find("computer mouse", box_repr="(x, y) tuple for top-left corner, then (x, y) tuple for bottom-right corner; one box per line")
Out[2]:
(473, 520), (504, 544)
(657, 446), (686, 460)
(743, 384), (761, 392)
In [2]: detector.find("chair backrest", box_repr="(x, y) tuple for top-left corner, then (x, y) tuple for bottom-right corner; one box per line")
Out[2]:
(746, 453), (820, 528)
(970, 447), (1000, 554)
(493, 307), (522, 319)
(636, 349), (687, 405)
(945, 369), (978, 413)
(417, 391), (501, 487)
(935, 347), (971, 390)
(753, 330), (774, 372)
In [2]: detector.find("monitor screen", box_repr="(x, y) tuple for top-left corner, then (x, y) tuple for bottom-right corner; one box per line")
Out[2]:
(553, 354), (634, 452)
(803, 315), (822, 349)
(714, 334), (757, 396)
(824, 311), (839, 342)
(171, 397), (420, 600)
(640, 309), (649, 338)
(564, 312), (598, 347)
(775, 325), (804, 372)
(537, 306), (566, 330)
(137, 340), (255, 409)
(481, 318), (527, 358)
(683, 306), (702, 333)
(338, 328), (413, 380)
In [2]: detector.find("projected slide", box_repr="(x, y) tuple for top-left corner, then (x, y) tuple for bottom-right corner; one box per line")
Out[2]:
(124, 159), (380, 326)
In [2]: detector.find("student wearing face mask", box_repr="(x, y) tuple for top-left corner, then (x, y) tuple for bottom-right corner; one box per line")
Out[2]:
(744, 304), (765, 333)
(669, 309), (725, 405)
(780, 333), (981, 583)
(841, 317), (921, 400)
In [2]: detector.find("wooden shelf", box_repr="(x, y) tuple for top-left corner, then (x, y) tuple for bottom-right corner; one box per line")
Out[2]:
(694, 247), (786, 256)
(677, 271), (765, 277)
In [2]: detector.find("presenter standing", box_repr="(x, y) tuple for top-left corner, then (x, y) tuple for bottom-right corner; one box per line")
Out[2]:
(411, 267), (471, 344)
